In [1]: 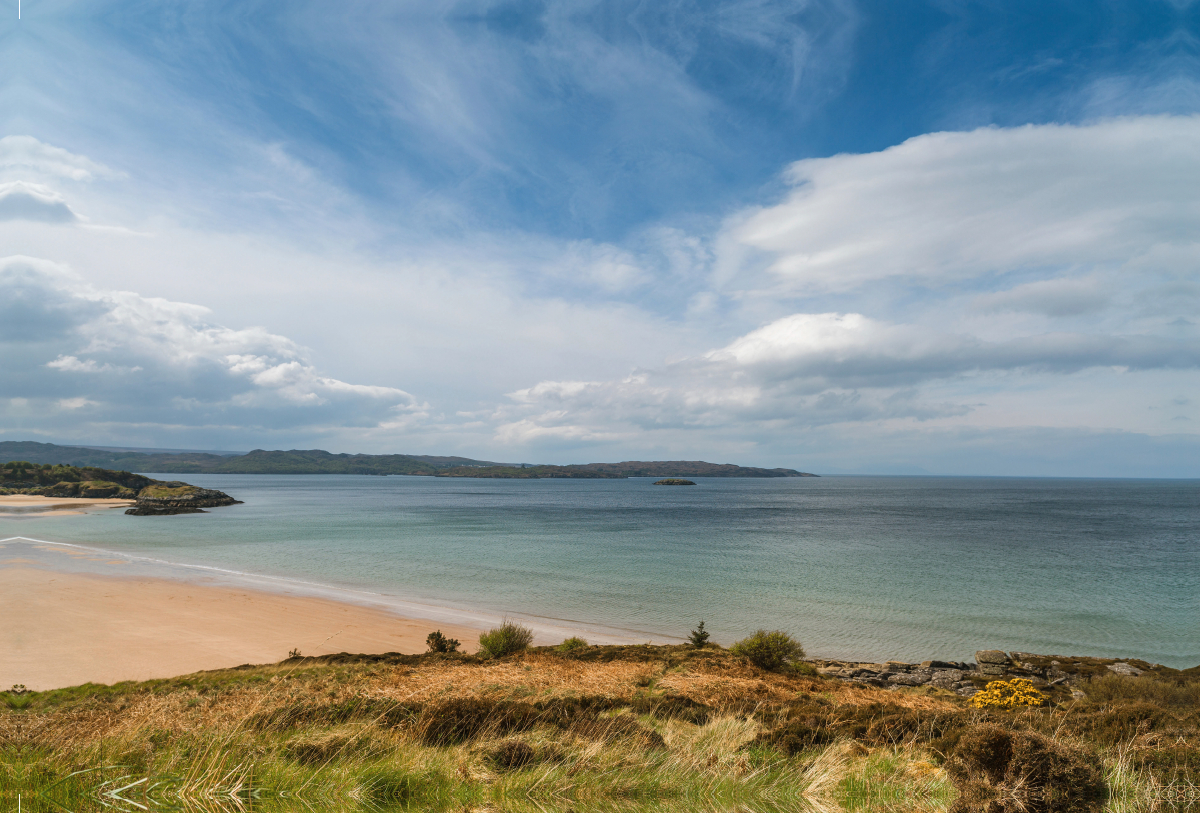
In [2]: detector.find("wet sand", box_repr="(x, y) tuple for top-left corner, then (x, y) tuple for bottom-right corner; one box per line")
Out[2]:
(0, 495), (134, 516)
(0, 565), (483, 690)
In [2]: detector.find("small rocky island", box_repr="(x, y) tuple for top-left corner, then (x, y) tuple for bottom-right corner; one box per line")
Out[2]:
(0, 460), (240, 516)
(653, 478), (696, 485)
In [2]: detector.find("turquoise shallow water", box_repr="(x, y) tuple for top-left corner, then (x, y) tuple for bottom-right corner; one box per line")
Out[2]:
(6, 475), (1198, 667)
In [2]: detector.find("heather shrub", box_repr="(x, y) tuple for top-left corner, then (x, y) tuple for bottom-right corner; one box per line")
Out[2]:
(730, 630), (804, 670)
(478, 619), (534, 658)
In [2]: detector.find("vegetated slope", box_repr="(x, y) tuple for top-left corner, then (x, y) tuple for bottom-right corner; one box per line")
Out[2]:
(0, 460), (156, 497)
(1, 442), (815, 477)
(0, 441), (233, 473)
(1, 643), (1194, 813)
(0, 443), (504, 475)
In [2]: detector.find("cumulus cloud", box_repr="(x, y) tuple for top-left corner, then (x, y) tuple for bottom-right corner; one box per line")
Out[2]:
(729, 116), (1200, 293)
(0, 136), (120, 182)
(497, 310), (1200, 443)
(0, 256), (423, 436)
(0, 182), (81, 223)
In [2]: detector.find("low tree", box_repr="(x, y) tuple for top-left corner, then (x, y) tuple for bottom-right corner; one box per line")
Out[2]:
(688, 620), (711, 648)
(426, 630), (460, 653)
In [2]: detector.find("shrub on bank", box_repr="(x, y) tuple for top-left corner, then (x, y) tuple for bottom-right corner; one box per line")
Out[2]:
(426, 630), (460, 653)
(970, 678), (1048, 709)
(730, 630), (804, 670)
(478, 620), (534, 659)
(557, 636), (588, 654)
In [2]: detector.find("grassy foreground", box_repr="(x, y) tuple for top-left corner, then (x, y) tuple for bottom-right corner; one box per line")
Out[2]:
(1, 644), (1197, 813)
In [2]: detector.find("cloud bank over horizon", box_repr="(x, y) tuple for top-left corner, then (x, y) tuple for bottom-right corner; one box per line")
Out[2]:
(2, 0), (1198, 476)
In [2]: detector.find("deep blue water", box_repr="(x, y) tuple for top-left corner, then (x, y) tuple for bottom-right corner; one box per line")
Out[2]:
(7, 475), (1198, 667)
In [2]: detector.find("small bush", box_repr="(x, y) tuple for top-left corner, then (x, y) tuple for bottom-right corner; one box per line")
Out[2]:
(426, 630), (460, 653)
(483, 740), (545, 772)
(688, 620), (710, 648)
(730, 630), (805, 670)
(949, 725), (1104, 812)
(970, 678), (1048, 709)
(478, 620), (534, 659)
(557, 636), (588, 654)
(415, 698), (538, 745)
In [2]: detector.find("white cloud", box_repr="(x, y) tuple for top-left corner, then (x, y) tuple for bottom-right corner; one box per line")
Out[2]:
(973, 278), (1110, 317)
(0, 136), (120, 182)
(1, 256), (422, 434)
(0, 181), (82, 223)
(47, 355), (137, 374)
(497, 310), (1200, 444)
(729, 116), (1200, 293)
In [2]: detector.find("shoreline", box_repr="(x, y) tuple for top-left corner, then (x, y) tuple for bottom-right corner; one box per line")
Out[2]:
(0, 495), (134, 516)
(0, 564), (487, 691)
(3, 535), (1190, 689)
(0, 535), (671, 690)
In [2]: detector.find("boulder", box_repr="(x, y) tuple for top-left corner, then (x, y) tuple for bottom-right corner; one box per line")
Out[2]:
(979, 664), (1008, 676)
(1107, 662), (1144, 677)
(930, 669), (964, 688)
(888, 670), (933, 686)
(975, 650), (1009, 665)
(920, 660), (957, 669)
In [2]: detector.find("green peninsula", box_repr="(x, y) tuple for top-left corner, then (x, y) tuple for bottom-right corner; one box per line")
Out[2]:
(0, 460), (241, 515)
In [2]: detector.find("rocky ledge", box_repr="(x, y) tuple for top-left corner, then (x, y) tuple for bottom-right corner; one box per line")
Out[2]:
(125, 483), (243, 516)
(810, 650), (1168, 699)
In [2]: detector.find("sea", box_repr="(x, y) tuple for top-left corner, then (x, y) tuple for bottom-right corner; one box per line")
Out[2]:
(4, 474), (1198, 668)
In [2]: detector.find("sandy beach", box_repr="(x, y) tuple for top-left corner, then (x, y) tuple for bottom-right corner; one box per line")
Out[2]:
(0, 495), (134, 516)
(0, 564), (483, 690)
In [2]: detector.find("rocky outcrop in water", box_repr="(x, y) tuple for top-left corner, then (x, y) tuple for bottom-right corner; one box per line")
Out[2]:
(124, 482), (243, 515)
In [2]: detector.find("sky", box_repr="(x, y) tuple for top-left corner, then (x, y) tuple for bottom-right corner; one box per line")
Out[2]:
(1, 0), (1199, 476)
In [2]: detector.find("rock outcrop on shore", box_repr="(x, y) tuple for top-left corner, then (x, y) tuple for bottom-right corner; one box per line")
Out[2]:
(124, 482), (243, 515)
(810, 650), (1169, 699)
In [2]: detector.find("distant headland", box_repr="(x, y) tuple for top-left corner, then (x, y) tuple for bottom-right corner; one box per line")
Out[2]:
(0, 460), (241, 516)
(0, 441), (818, 478)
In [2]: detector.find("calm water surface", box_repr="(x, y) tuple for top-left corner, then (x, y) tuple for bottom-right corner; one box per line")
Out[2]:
(8, 475), (1198, 667)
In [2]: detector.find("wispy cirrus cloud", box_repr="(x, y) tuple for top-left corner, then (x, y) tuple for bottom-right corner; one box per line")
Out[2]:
(0, 135), (120, 182)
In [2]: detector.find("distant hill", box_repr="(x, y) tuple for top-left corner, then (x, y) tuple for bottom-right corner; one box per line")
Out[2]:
(0, 442), (816, 477)
(437, 461), (816, 478)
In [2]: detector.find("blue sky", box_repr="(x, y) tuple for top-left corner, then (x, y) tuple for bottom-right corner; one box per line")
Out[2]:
(2, 0), (1199, 475)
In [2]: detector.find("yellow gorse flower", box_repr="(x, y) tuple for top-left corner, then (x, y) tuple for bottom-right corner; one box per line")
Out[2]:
(970, 677), (1048, 709)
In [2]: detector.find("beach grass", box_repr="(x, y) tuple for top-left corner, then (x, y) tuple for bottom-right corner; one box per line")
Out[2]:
(1, 644), (1197, 812)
